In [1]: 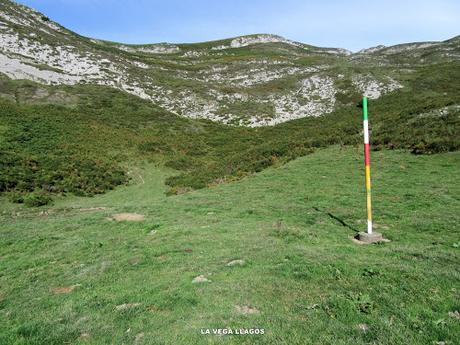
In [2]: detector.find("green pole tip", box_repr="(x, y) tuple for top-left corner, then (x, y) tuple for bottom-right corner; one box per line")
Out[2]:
(362, 97), (368, 120)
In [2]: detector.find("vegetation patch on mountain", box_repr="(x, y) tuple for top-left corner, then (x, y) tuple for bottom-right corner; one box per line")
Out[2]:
(0, 1), (459, 204)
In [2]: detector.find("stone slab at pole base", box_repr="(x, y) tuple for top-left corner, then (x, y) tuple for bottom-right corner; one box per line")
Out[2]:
(356, 232), (383, 244)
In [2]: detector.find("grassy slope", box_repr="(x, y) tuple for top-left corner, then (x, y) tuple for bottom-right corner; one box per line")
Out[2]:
(1, 146), (459, 344)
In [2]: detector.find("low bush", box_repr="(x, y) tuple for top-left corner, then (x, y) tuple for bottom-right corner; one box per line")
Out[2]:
(24, 191), (52, 207)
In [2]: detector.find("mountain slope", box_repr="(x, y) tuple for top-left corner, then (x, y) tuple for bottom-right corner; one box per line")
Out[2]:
(2, 0), (458, 126)
(1, 0), (460, 203)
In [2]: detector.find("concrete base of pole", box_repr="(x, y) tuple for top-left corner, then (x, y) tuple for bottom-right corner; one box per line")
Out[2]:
(356, 232), (383, 244)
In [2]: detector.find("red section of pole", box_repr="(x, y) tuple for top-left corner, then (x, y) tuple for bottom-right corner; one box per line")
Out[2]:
(364, 143), (370, 166)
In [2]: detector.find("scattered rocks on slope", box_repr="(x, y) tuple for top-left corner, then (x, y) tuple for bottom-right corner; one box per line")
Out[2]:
(7, 3), (446, 127)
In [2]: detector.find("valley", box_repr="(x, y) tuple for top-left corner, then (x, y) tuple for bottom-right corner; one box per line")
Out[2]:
(0, 1), (459, 344)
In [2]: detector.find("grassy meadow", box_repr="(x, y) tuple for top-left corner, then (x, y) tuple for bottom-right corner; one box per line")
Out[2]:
(1, 146), (459, 344)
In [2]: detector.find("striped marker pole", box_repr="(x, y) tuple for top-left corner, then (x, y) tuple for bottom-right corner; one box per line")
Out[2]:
(362, 97), (373, 234)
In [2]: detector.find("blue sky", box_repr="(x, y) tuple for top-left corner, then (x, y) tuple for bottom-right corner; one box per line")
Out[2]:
(15, 0), (460, 51)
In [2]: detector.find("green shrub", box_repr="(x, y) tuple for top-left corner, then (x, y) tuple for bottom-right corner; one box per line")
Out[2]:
(24, 191), (52, 207)
(8, 192), (24, 204)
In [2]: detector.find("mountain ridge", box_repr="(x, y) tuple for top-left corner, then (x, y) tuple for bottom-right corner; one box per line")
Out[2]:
(4, 0), (457, 53)
(1, 0), (459, 126)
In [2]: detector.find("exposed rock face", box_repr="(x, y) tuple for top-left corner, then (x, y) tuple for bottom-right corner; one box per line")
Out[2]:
(230, 34), (302, 48)
(117, 44), (180, 54)
(0, 1), (459, 126)
(352, 75), (403, 99)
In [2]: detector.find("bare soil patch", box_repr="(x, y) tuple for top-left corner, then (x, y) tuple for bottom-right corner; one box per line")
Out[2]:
(351, 235), (391, 245)
(235, 305), (260, 315)
(111, 213), (145, 221)
(79, 207), (107, 212)
(51, 284), (80, 294)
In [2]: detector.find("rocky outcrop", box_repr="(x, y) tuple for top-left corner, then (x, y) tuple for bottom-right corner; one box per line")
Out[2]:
(1, 1), (458, 126)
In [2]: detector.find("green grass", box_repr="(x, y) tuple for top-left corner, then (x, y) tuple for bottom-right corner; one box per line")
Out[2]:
(1, 146), (459, 344)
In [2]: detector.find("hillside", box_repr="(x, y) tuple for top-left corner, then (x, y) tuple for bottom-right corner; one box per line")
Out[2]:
(1, 147), (459, 344)
(1, 0), (460, 204)
(1, 0), (459, 126)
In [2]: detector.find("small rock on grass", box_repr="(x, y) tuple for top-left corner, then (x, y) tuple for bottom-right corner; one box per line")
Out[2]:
(227, 259), (245, 267)
(357, 323), (369, 332)
(448, 310), (460, 320)
(135, 333), (145, 344)
(79, 332), (90, 340)
(115, 303), (141, 311)
(192, 275), (210, 283)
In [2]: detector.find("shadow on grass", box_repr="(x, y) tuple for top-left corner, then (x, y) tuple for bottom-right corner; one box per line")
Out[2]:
(312, 206), (359, 233)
